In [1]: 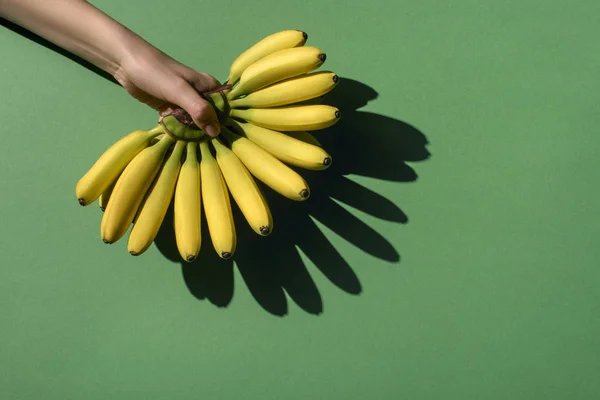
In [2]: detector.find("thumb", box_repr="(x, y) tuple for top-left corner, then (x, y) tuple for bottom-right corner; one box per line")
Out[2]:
(166, 79), (221, 137)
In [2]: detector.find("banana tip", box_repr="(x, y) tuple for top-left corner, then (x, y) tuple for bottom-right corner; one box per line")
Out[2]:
(260, 226), (271, 236)
(323, 157), (332, 166)
(221, 252), (232, 259)
(333, 74), (339, 83)
(318, 53), (327, 63)
(335, 110), (341, 118)
(102, 239), (110, 244)
(301, 31), (308, 40)
(78, 198), (86, 206)
(300, 189), (310, 199)
(186, 255), (197, 262)
(129, 251), (139, 256)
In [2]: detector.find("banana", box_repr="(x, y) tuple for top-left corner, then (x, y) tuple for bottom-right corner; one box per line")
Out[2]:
(212, 137), (272, 236)
(221, 127), (310, 201)
(173, 142), (202, 262)
(98, 178), (117, 211)
(127, 140), (186, 256)
(228, 120), (331, 170)
(229, 71), (338, 108)
(100, 134), (175, 244)
(76, 126), (163, 206)
(230, 104), (340, 131)
(199, 141), (236, 259)
(226, 30), (307, 86)
(227, 46), (326, 100)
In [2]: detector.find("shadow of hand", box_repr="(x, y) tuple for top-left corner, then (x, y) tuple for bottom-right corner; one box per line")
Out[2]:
(154, 77), (430, 316)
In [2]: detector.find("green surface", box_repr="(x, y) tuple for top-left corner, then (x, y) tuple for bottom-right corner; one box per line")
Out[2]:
(2, 0), (600, 399)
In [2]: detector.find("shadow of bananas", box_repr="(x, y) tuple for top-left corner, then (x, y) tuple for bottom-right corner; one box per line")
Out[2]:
(153, 77), (431, 316)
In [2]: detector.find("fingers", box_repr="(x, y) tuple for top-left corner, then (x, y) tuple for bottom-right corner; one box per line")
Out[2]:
(164, 75), (222, 137)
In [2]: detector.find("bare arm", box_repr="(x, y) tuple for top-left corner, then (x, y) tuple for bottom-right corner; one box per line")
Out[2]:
(0, 0), (222, 136)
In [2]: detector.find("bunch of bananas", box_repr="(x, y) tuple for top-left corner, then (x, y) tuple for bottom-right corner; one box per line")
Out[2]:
(75, 30), (340, 262)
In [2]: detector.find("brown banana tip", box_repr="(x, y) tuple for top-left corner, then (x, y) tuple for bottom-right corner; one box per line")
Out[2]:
(335, 110), (341, 118)
(186, 255), (196, 262)
(323, 157), (332, 166)
(260, 226), (271, 235)
(102, 239), (110, 244)
(333, 74), (339, 83)
(221, 252), (232, 259)
(302, 31), (308, 40)
(318, 53), (327, 62)
(300, 189), (310, 198)
(129, 251), (139, 256)
(78, 198), (85, 206)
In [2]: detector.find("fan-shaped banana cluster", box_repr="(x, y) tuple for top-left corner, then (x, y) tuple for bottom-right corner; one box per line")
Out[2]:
(75, 30), (340, 262)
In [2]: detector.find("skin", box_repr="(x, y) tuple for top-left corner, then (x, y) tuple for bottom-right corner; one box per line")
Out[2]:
(0, 0), (222, 136)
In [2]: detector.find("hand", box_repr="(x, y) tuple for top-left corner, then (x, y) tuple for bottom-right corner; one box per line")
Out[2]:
(114, 47), (223, 136)
(0, 0), (224, 136)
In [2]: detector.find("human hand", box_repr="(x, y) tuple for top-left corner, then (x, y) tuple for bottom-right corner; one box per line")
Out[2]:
(0, 0), (225, 137)
(114, 47), (223, 137)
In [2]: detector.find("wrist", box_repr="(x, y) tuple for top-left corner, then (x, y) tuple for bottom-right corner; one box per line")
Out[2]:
(112, 33), (170, 85)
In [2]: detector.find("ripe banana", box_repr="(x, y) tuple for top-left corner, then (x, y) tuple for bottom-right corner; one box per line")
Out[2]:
(127, 140), (186, 256)
(100, 134), (175, 244)
(230, 104), (340, 131)
(226, 29), (307, 86)
(221, 127), (310, 201)
(228, 120), (331, 170)
(212, 137), (272, 236)
(227, 46), (326, 100)
(76, 126), (163, 206)
(229, 71), (338, 108)
(199, 141), (236, 259)
(174, 142), (202, 262)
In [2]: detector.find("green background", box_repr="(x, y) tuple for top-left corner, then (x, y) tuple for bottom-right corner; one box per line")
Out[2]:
(1, 0), (599, 398)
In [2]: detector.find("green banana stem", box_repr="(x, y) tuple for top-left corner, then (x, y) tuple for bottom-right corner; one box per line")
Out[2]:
(148, 125), (164, 137)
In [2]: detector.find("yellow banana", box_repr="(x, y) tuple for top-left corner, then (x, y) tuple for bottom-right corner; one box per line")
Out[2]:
(229, 71), (338, 108)
(76, 126), (163, 206)
(221, 127), (310, 201)
(199, 141), (236, 259)
(174, 142), (202, 262)
(98, 178), (117, 211)
(226, 29), (307, 86)
(228, 120), (331, 170)
(127, 140), (186, 256)
(212, 137), (272, 236)
(100, 134), (175, 244)
(230, 104), (340, 131)
(227, 46), (326, 100)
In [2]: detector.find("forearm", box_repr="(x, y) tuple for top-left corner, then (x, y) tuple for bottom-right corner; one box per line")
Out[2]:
(0, 0), (145, 76)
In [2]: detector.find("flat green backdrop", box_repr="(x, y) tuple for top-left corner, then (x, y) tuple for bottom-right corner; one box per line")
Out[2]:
(2, 0), (599, 399)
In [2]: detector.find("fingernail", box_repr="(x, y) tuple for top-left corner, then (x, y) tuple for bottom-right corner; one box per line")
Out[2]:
(205, 123), (220, 137)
